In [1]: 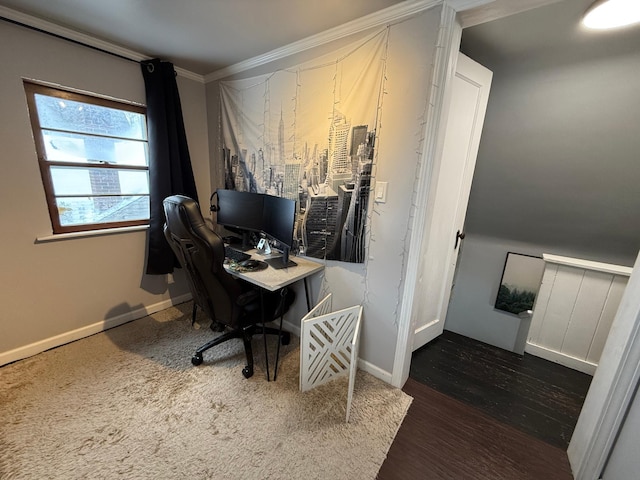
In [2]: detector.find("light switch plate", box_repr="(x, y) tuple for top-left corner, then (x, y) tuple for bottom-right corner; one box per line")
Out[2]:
(375, 181), (388, 203)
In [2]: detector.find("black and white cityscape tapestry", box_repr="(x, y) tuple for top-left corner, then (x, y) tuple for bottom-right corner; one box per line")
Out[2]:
(220, 30), (388, 263)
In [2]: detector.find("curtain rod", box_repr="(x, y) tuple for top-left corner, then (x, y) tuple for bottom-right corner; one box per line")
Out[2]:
(1, 15), (142, 65)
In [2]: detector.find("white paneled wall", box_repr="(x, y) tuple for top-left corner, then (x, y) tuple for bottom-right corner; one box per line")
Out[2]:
(526, 254), (632, 375)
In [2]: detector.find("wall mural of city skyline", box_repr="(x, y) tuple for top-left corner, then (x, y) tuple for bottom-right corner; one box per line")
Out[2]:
(220, 29), (389, 263)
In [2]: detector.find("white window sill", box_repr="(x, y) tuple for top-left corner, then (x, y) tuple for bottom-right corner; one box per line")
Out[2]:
(35, 225), (149, 243)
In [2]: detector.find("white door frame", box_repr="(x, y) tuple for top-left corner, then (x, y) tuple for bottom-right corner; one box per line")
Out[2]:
(391, 1), (463, 389)
(391, 1), (640, 479)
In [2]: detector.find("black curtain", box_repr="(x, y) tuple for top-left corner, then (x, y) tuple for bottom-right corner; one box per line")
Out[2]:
(141, 58), (199, 275)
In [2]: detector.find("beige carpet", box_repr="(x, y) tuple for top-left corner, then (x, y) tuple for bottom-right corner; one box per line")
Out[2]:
(0, 303), (411, 479)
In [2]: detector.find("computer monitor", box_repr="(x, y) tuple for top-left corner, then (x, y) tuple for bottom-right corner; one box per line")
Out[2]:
(262, 194), (297, 269)
(215, 189), (264, 251)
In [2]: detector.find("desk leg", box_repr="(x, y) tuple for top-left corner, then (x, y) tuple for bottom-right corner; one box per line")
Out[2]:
(191, 303), (198, 326)
(274, 280), (312, 380)
(273, 287), (288, 381)
(304, 277), (312, 312)
(260, 290), (270, 382)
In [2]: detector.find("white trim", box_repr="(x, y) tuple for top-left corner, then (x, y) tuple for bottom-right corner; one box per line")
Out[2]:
(0, 293), (192, 366)
(36, 225), (148, 243)
(455, 0), (566, 28)
(391, 4), (462, 388)
(24, 77), (147, 108)
(446, 0), (495, 10)
(205, 0), (442, 82)
(278, 314), (327, 339)
(568, 251), (640, 479)
(0, 6), (204, 83)
(282, 319), (301, 338)
(543, 253), (633, 277)
(525, 342), (597, 376)
(359, 358), (393, 385)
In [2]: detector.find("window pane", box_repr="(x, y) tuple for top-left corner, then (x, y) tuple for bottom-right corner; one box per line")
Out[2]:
(56, 196), (149, 226)
(34, 94), (146, 140)
(42, 130), (148, 166)
(51, 166), (149, 196)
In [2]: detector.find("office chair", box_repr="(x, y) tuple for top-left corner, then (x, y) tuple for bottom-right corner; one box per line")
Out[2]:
(162, 195), (292, 378)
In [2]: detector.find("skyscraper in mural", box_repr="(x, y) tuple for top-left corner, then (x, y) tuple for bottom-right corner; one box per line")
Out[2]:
(284, 163), (300, 203)
(326, 110), (352, 193)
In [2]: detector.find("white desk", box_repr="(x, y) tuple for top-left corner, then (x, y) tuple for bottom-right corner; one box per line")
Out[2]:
(225, 249), (324, 380)
(225, 250), (324, 293)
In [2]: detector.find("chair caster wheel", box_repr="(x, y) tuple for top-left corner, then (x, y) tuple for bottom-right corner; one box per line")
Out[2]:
(242, 366), (254, 378)
(281, 332), (291, 345)
(191, 353), (203, 366)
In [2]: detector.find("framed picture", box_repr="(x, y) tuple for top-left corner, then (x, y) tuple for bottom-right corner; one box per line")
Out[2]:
(495, 252), (545, 315)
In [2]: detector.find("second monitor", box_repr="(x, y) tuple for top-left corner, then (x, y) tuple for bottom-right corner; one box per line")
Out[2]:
(262, 194), (297, 269)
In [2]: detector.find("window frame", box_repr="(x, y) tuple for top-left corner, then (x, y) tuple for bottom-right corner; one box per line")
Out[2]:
(23, 80), (150, 234)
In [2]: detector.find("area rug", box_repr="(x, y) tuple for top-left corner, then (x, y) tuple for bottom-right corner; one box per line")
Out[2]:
(0, 303), (411, 479)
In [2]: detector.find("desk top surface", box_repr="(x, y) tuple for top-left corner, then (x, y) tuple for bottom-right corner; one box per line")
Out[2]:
(225, 250), (324, 291)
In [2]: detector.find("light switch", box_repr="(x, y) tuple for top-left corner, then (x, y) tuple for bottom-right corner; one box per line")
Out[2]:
(375, 181), (388, 203)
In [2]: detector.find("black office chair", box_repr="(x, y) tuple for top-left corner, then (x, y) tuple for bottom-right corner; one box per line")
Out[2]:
(162, 195), (292, 378)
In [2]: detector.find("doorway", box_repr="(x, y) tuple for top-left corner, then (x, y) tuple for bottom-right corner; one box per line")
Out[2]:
(407, 0), (640, 458)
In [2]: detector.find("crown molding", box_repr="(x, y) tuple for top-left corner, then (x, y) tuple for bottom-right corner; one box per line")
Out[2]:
(454, 0), (564, 28)
(446, 0), (495, 10)
(205, 0), (443, 83)
(0, 6), (204, 83)
(1, 0), (502, 85)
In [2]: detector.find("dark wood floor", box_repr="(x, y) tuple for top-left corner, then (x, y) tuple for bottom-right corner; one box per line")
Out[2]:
(377, 331), (592, 479)
(409, 330), (592, 449)
(377, 378), (574, 480)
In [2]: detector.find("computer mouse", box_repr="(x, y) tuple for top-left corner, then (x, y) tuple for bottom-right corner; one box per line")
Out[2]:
(239, 259), (262, 270)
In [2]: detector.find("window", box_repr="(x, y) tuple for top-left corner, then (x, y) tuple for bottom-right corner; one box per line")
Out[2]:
(24, 81), (149, 234)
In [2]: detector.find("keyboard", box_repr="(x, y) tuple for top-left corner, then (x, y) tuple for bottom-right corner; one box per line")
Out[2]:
(224, 245), (251, 263)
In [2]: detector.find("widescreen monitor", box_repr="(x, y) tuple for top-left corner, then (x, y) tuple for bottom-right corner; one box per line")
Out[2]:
(215, 189), (264, 250)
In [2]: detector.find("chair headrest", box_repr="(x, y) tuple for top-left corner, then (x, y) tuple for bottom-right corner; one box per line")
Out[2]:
(163, 195), (204, 230)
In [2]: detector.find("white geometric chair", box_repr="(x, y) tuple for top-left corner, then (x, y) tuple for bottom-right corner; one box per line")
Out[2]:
(299, 294), (363, 422)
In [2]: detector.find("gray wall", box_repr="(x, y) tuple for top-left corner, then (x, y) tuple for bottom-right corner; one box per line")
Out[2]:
(0, 20), (210, 360)
(445, 233), (633, 353)
(445, 0), (640, 350)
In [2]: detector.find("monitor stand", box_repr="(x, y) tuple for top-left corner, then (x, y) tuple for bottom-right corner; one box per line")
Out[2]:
(264, 245), (297, 269)
(223, 232), (254, 252)
(264, 257), (297, 269)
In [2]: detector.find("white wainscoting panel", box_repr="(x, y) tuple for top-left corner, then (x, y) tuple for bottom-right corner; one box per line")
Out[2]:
(526, 255), (631, 375)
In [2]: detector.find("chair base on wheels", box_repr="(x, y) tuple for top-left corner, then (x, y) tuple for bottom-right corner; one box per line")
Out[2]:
(191, 324), (290, 378)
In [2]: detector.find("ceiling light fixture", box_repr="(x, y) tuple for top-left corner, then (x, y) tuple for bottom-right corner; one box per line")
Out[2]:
(583, 0), (640, 29)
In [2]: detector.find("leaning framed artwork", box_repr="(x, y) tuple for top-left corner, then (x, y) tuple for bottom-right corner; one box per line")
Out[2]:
(495, 252), (545, 315)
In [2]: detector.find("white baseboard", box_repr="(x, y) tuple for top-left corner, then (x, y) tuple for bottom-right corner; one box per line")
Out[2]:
(0, 294), (192, 367)
(525, 342), (597, 375)
(3, 298), (398, 386)
(358, 359), (393, 384)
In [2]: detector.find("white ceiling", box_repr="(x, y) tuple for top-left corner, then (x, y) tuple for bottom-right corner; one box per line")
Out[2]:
(0, 0), (406, 75)
(4, 0), (629, 79)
